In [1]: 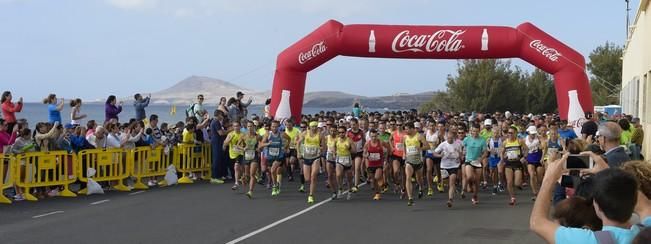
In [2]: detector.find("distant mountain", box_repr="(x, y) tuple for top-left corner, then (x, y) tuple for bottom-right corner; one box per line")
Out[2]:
(123, 75), (436, 109)
(143, 76), (268, 105)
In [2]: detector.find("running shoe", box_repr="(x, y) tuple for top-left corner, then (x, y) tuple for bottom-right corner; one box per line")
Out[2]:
(460, 191), (466, 199)
(433, 175), (439, 183)
(509, 197), (516, 206)
(472, 196), (478, 205)
(418, 190), (424, 199)
(407, 198), (414, 206)
(373, 193), (381, 200)
(288, 175), (295, 182)
(307, 195), (315, 204)
(531, 195), (537, 201)
(492, 187), (498, 195)
(400, 189), (406, 200)
(271, 187), (279, 196)
(381, 185), (389, 193)
(210, 178), (225, 184)
(447, 199), (453, 208)
(498, 184), (505, 192)
(427, 188), (434, 196)
(231, 184), (239, 191)
(481, 181), (488, 189)
(331, 192), (338, 200)
(351, 186), (359, 193)
(437, 183), (445, 193)
(13, 194), (24, 201)
(346, 192), (352, 200)
(298, 184), (305, 193)
(246, 191), (253, 199)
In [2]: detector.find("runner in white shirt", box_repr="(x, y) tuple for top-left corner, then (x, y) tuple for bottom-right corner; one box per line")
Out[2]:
(434, 130), (462, 208)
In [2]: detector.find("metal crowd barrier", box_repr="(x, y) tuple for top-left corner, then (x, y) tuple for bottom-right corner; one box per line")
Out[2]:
(13, 151), (77, 201)
(174, 144), (211, 184)
(1, 144), (213, 204)
(130, 146), (172, 189)
(1, 153), (13, 204)
(77, 148), (131, 194)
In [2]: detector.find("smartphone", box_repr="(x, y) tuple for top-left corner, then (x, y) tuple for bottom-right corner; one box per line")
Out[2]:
(565, 154), (593, 169)
(560, 175), (576, 188)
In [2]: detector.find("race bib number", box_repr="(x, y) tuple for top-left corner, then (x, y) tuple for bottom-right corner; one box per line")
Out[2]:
(406, 146), (419, 155)
(337, 156), (351, 166)
(396, 143), (404, 151)
(506, 151), (518, 160)
(244, 150), (256, 160)
(355, 140), (363, 152)
(368, 152), (381, 161)
(232, 146), (244, 154)
(304, 146), (319, 157)
(269, 148), (280, 157)
(326, 151), (335, 161)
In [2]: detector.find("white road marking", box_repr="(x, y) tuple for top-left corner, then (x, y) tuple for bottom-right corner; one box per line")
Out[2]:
(129, 190), (146, 196)
(90, 199), (110, 205)
(32, 211), (64, 219)
(226, 182), (367, 244)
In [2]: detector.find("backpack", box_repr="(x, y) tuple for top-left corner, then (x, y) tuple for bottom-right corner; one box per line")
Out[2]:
(595, 224), (647, 244)
(185, 103), (197, 118)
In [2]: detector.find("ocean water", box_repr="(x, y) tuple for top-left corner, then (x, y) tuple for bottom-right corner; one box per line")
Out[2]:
(9, 103), (384, 125)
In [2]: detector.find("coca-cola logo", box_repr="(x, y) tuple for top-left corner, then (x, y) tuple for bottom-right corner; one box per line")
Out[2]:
(298, 41), (327, 64)
(391, 30), (465, 53)
(529, 40), (562, 62)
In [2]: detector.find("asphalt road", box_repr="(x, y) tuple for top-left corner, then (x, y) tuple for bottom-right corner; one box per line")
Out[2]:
(0, 177), (541, 244)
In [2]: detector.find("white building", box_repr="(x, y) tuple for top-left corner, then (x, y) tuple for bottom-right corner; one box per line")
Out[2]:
(621, 0), (651, 156)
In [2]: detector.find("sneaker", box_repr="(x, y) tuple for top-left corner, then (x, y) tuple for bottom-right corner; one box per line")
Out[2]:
(447, 199), (453, 208)
(460, 192), (466, 199)
(288, 175), (295, 182)
(346, 192), (352, 200)
(433, 175), (439, 183)
(481, 181), (488, 189)
(381, 185), (388, 194)
(331, 192), (338, 200)
(418, 190), (424, 199)
(307, 195), (315, 204)
(407, 198), (414, 206)
(266, 183), (271, 190)
(13, 194), (24, 201)
(147, 180), (156, 187)
(298, 184), (305, 193)
(351, 186), (359, 193)
(427, 188), (434, 196)
(437, 183), (445, 193)
(47, 189), (60, 197)
(400, 189), (406, 200)
(271, 187), (279, 196)
(509, 197), (516, 206)
(231, 184), (239, 191)
(498, 184), (505, 192)
(337, 189), (344, 199)
(226, 175), (233, 180)
(492, 187), (498, 195)
(472, 196), (478, 205)
(211, 178), (225, 184)
(373, 193), (381, 200)
(531, 195), (537, 201)
(246, 191), (253, 199)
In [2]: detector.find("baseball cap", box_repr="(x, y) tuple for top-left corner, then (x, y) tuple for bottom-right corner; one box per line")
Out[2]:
(236, 91), (245, 96)
(526, 125), (537, 134)
(484, 119), (492, 126)
(414, 122), (421, 128)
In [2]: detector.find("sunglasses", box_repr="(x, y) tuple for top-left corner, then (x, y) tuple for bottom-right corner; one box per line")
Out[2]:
(300, 126), (307, 129)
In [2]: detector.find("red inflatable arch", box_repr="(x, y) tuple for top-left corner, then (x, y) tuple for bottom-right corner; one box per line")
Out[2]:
(270, 20), (593, 123)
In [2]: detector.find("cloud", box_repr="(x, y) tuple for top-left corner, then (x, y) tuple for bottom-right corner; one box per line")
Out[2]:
(106, 0), (158, 10)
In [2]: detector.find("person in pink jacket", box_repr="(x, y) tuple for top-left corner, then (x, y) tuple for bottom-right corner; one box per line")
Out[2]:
(1, 91), (23, 132)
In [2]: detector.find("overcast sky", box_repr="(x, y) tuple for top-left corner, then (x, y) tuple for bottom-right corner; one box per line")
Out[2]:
(0, 0), (637, 102)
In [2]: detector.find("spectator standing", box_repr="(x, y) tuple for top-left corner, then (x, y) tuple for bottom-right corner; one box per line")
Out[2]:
(236, 91), (252, 121)
(69, 98), (87, 126)
(630, 118), (644, 160)
(104, 95), (123, 123)
(133, 93), (151, 122)
(599, 121), (631, 168)
(43, 94), (64, 124)
(1, 91), (23, 132)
